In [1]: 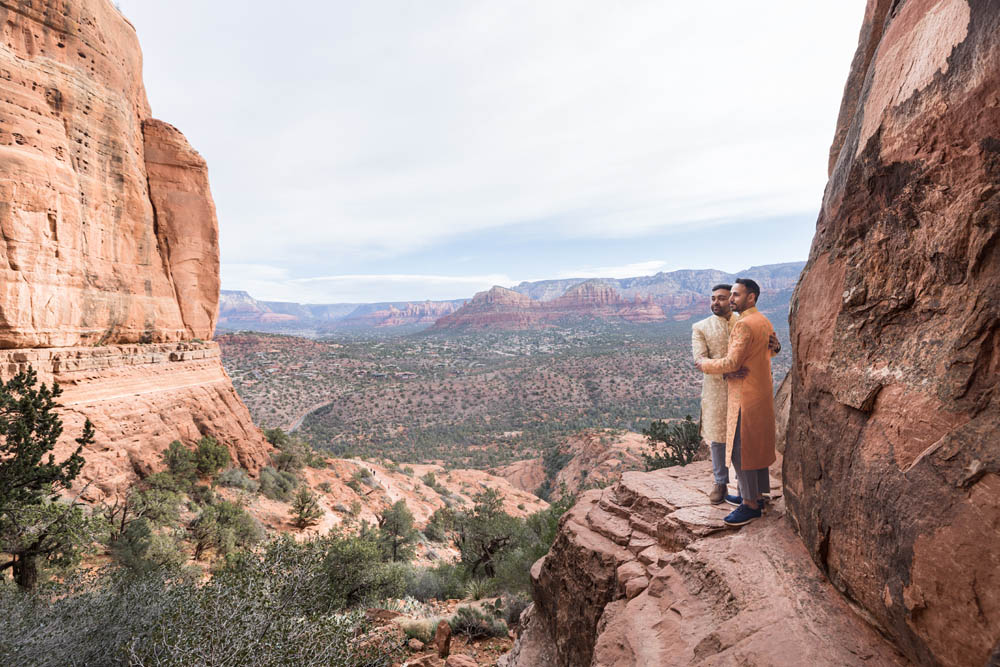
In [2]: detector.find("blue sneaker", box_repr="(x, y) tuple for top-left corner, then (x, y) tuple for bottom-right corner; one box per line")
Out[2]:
(724, 493), (742, 506)
(724, 503), (762, 527)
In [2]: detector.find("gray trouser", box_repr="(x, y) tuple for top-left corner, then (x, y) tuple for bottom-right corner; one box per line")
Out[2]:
(710, 441), (729, 485)
(733, 412), (769, 502)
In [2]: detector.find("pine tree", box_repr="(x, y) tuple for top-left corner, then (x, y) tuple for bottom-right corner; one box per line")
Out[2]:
(290, 487), (324, 530)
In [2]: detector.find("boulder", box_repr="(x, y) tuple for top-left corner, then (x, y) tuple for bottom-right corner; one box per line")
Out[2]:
(785, 1), (1000, 664)
(433, 619), (452, 658)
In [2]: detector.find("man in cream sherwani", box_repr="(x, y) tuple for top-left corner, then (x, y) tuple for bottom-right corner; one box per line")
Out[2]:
(692, 284), (741, 503)
(692, 283), (780, 504)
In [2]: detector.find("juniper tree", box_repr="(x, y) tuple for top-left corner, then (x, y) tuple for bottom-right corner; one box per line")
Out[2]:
(0, 367), (96, 588)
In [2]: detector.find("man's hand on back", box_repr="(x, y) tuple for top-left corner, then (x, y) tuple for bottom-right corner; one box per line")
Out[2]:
(768, 332), (781, 354)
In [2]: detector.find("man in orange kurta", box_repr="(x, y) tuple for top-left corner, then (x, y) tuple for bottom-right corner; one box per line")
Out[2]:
(696, 278), (776, 527)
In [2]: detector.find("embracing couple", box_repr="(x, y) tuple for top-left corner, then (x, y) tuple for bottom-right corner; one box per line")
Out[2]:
(692, 278), (779, 527)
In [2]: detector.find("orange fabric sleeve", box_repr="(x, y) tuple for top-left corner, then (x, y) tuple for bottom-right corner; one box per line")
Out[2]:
(700, 320), (751, 374)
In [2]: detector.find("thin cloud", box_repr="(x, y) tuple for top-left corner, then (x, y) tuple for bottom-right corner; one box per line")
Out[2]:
(556, 261), (668, 280)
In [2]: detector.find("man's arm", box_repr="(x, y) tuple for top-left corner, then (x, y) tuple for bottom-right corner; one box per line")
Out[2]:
(698, 321), (751, 375)
(692, 325), (709, 363)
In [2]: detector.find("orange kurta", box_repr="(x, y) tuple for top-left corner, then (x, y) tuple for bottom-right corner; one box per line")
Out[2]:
(699, 307), (777, 471)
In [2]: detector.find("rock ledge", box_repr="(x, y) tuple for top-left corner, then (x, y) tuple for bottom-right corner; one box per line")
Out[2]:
(502, 462), (907, 666)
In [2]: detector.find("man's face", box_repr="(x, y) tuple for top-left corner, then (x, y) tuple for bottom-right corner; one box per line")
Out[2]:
(710, 289), (732, 317)
(729, 283), (756, 313)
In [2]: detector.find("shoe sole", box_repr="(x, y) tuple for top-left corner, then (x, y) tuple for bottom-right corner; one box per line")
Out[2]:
(725, 499), (741, 507)
(724, 515), (759, 527)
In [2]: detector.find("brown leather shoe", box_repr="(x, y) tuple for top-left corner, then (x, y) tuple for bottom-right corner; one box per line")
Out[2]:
(709, 483), (727, 504)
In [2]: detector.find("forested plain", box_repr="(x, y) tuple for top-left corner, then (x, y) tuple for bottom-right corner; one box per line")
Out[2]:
(219, 317), (792, 469)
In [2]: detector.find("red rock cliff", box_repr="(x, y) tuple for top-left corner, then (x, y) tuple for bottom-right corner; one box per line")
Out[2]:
(0, 0), (269, 491)
(785, 1), (1000, 665)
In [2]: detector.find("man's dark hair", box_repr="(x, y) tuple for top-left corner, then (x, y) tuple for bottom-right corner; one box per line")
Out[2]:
(711, 283), (732, 292)
(735, 278), (761, 300)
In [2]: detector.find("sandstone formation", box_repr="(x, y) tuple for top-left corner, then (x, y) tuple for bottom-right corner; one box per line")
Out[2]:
(432, 283), (668, 330)
(502, 462), (906, 666)
(0, 0), (218, 346)
(142, 118), (220, 340)
(786, 1), (1000, 664)
(0, 0), (269, 497)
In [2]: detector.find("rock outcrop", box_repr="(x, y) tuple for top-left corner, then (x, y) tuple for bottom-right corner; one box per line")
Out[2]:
(0, 342), (271, 500)
(0, 0), (269, 496)
(502, 462), (906, 666)
(786, 1), (1000, 665)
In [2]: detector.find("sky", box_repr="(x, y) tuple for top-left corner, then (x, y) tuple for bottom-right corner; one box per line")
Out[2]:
(117, 1), (864, 304)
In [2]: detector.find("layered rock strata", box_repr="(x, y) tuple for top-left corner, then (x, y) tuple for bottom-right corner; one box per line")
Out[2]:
(432, 283), (667, 330)
(502, 462), (906, 666)
(0, 342), (271, 500)
(786, 1), (1000, 664)
(0, 0), (269, 494)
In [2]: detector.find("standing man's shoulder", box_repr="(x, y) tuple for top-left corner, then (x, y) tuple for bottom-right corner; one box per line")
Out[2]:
(692, 315), (715, 331)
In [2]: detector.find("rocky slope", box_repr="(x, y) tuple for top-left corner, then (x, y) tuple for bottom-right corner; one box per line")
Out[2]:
(785, 1), (1000, 665)
(501, 463), (906, 666)
(235, 458), (547, 547)
(0, 0), (269, 497)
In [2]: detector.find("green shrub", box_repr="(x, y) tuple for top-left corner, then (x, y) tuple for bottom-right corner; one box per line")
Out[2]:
(111, 519), (186, 573)
(135, 487), (181, 526)
(188, 484), (216, 507)
(405, 562), (465, 602)
(218, 467), (259, 493)
(188, 500), (263, 561)
(0, 540), (402, 666)
(318, 534), (409, 609)
(450, 605), (507, 639)
(423, 507), (454, 543)
(641, 417), (700, 471)
(394, 617), (440, 643)
(259, 466), (298, 501)
(144, 471), (185, 494)
(194, 436), (231, 476)
(291, 487), (324, 530)
(464, 578), (493, 601)
(161, 440), (197, 485)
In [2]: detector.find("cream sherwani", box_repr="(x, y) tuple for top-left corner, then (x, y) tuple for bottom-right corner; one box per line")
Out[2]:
(691, 312), (737, 444)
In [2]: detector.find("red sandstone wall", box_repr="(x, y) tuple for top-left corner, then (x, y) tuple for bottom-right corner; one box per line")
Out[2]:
(785, 1), (1000, 665)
